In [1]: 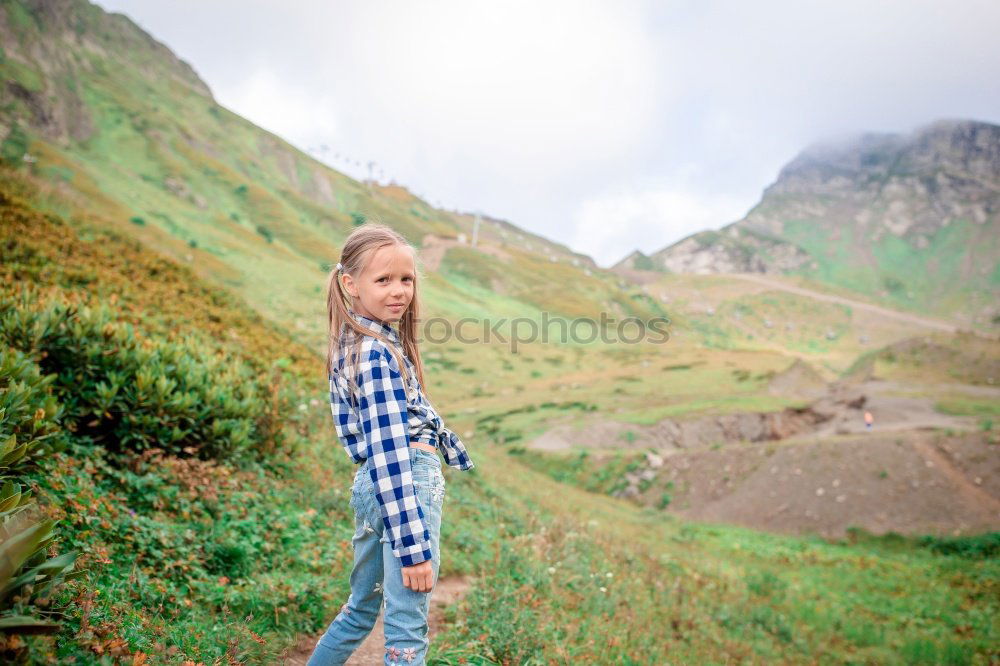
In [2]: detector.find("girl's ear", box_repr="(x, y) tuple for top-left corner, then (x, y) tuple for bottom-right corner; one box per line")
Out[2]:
(341, 273), (359, 299)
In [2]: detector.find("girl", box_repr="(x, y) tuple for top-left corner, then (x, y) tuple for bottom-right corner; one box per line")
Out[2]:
(308, 223), (475, 666)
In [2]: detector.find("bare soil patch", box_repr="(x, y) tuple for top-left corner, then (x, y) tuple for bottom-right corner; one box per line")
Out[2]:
(663, 429), (1000, 538)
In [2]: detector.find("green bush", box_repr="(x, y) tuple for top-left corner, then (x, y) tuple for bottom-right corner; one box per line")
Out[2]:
(0, 348), (64, 466)
(0, 347), (78, 640)
(917, 532), (1000, 560)
(0, 290), (284, 459)
(256, 225), (274, 243)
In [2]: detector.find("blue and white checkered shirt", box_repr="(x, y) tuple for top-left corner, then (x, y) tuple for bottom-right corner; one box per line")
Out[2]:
(329, 311), (475, 566)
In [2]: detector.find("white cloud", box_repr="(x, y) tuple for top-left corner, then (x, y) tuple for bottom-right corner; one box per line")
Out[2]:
(573, 188), (750, 267)
(94, 0), (1000, 264)
(217, 67), (339, 148)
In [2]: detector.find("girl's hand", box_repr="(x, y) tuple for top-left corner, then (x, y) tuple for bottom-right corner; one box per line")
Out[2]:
(401, 561), (434, 592)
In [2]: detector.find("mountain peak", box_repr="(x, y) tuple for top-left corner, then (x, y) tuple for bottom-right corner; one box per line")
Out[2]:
(631, 118), (999, 327)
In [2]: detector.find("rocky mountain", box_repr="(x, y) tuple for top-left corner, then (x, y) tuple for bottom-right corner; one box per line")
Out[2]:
(629, 120), (1000, 327)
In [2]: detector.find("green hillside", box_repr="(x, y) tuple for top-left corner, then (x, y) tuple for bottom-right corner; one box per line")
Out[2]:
(1, 0), (998, 663)
(2, 175), (997, 664)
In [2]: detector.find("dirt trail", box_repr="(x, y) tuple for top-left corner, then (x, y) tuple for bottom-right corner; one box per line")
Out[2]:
(912, 439), (1000, 519)
(419, 234), (509, 272)
(722, 273), (959, 333)
(283, 575), (471, 665)
(527, 378), (985, 453)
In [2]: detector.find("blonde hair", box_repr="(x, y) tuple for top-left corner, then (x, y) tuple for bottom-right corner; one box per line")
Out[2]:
(325, 223), (426, 404)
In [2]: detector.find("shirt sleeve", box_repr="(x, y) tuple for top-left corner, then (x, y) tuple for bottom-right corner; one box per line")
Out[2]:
(356, 341), (432, 567)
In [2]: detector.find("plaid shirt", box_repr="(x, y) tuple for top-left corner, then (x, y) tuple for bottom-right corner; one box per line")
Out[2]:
(329, 312), (475, 566)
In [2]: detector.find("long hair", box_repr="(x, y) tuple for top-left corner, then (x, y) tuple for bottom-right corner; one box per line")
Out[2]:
(325, 223), (425, 405)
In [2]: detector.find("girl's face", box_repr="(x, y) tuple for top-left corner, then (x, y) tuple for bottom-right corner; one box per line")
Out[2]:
(342, 244), (415, 324)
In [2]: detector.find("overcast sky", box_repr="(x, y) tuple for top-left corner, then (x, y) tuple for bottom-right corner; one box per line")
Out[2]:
(96, 0), (1000, 267)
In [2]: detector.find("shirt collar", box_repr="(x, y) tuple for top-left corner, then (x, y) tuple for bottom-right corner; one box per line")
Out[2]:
(350, 311), (401, 345)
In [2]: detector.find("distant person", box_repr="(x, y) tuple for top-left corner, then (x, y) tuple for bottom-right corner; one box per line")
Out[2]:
(307, 224), (476, 666)
(864, 411), (873, 430)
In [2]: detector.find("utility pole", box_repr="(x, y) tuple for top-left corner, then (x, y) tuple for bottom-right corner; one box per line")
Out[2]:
(472, 211), (481, 248)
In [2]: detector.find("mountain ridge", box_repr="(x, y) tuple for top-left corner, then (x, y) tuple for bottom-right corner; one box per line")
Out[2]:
(616, 119), (1000, 329)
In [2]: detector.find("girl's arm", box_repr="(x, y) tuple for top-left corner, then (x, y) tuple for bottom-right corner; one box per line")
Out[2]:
(356, 341), (432, 567)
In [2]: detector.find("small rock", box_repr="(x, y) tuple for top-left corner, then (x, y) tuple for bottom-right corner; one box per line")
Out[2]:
(816, 488), (825, 496)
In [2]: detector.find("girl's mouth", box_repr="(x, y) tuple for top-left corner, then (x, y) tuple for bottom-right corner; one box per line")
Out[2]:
(387, 304), (405, 310)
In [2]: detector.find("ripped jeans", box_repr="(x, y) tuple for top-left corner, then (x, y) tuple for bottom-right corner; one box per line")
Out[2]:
(307, 447), (446, 666)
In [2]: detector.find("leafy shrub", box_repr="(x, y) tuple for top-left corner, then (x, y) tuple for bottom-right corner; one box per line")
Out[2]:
(0, 290), (284, 459)
(0, 511), (80, 638)
(256, 225), (274, 243)
(0, 348), (64, 466)
(917, 532), (1000, 560)
(0, 348), (78, 642)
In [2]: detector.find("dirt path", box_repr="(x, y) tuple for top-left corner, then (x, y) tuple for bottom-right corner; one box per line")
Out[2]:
(912, 439), (1000, 520)
(419, 234), (509, 272)
(283, 575), (471, 665)
(722, 273), (959, 333)
(526, 378), (981, 452)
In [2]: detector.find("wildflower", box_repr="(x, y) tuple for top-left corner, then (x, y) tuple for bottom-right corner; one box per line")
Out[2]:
(606, 572), (613, 578)
(547, 567), (555, 574)
(599, 586), (607, 593)
(298, 404), (308, 411)
(310, 398), (320, 407)
(402, 647), (417, 662)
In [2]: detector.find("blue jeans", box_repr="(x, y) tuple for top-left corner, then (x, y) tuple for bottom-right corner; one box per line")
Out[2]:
(308, 447), (446, 666)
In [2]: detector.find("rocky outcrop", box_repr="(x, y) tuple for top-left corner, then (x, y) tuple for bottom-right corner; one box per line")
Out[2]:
(0, 0), (213, 145)
(745, 120), (1000, 242)
(637, 119), (1000, 279)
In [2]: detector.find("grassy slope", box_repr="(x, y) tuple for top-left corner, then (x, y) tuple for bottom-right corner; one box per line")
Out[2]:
(5, 175), (998, 664)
